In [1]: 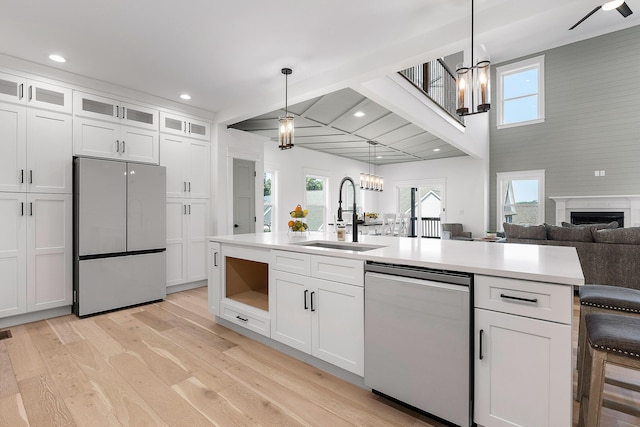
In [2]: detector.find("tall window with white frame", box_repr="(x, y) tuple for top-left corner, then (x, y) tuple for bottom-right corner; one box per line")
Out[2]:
(496, 55), (545, 128)
(305, 175), (327, 231)
(263, 171), (274, 232)
(497, 170), (545, 230)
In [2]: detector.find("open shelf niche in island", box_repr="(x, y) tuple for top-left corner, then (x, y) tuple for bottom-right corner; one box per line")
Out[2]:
(225, 256), (269, 311)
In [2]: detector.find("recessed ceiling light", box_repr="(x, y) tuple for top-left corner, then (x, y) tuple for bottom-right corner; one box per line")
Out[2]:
(433, 148), (441, 152)
(603, 0), (624, 11)
(49, 54), (66, 63)
(376, 155), (383, 159)
(180, 94), (191, 100)
(353, 111), (365, 117)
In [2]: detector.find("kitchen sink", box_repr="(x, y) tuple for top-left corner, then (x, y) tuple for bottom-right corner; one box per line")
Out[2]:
(293, 240), (386, 252)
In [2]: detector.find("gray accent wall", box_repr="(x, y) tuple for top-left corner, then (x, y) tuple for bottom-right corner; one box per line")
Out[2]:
(489, 25), (640, 230)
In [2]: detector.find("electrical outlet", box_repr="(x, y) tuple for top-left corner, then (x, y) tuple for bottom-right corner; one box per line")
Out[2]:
(600, 170), (605, 176)
(594, 170), (600, 177)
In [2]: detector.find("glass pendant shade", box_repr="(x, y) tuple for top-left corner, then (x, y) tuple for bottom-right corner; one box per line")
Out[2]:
(456, 66), (470, 115)
(476, 60), (491, 112)
(278, 115), (294, 150)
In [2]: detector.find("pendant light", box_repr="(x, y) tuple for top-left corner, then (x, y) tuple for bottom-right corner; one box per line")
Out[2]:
(359, 141), (383, 192)
(456, 0), (491, 116)
(278, 67), (294, 150)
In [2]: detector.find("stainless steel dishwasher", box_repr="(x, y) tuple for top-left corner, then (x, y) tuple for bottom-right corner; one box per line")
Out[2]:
(364, 261), (472, 427)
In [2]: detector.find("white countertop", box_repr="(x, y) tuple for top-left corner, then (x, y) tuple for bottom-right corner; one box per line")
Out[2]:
(208, 232), (585, 286)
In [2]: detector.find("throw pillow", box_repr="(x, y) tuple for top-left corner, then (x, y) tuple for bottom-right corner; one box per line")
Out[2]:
(592, 227), (640, 244)
(545, 224), (593, 242)
(503, 223), (547, 240)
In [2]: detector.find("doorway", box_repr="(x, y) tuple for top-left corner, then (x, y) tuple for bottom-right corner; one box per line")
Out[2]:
(397, 180), (445, 237)
(233, 158), (256, 234)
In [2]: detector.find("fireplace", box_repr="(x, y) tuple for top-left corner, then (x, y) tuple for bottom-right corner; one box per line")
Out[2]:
(550, 195), (640, 228)
(570, 211), (624, 227)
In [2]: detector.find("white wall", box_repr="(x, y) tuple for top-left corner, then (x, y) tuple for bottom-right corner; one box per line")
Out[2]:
(378, 156), (488, 237)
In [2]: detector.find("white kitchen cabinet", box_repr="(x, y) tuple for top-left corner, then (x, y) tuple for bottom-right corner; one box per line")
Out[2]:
(160, 134), (209, 198)
(73, 117), (159, 164)
(474, 275), (572, 427)
(0, 193), (27, 318)
(0, 193), (72, 319)
(0, 72), (72, 113)
(160, 111), (210, 141)
(207, 241), (221, 315)
(73, 91), (157, 130)
(270, 252), (364, 375)
(73, 91), (159, 164)
(0, 103), (72, 194)
(26, 194), (72, 311)
(165, 198), (208, 289)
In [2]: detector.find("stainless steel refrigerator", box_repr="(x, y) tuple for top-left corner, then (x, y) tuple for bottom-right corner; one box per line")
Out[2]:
(73, 157), (166, 316)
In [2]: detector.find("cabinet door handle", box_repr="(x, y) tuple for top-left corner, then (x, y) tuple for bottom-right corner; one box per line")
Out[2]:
(236, 315), (248, 322)
(122, 141), (126, 153)
(19, 83), (24, 100)
(122, 107), (126, 119)
(183, 204), (187, 215)
(29, 202), (33, 216)
(188, 122), (191, 133)
(479, 329), (484, 360)
(116, 105), (119, 118)
(310, 292), (316, 312)
(28, 85), (33, 101)
(21, 202), (24, 216)
(184, 121), (187, 133)
(500, 293), (538, 304)
(304, 289), (309, 310)
(188, 181), (191, 192)
(183, 181), (187, 192)
(20, 169), (24, 184)
(213, 252), (218, 267)
(188, 204), (191, 215)
(116, 140), (120, 153)
(29, 170), (33, 184)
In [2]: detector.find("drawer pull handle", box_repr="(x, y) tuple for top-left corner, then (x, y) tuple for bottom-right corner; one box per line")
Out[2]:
(479, 329), (484, 360)
(500, 293), (538, 304)
(236, 315), (248, 322)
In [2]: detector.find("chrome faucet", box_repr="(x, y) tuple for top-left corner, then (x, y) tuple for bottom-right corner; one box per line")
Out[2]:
(337, 177), (358, 242)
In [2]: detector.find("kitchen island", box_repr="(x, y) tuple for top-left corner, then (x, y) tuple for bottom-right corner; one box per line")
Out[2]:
(208, 231), (584, 427)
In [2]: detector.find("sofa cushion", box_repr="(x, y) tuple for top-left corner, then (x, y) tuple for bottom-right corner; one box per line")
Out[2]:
(546, 223), (594, 242)
(561, 221), (619, 229)
(593, 227), (640, 245)
(503, 223), (546, 240)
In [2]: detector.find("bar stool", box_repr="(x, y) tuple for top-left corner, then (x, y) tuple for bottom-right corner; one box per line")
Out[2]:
(578, 313), (640, 427)
(577, 284), (640, 398)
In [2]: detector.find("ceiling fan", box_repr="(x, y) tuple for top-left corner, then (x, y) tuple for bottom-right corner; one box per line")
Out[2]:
(569, 0), (633, 30)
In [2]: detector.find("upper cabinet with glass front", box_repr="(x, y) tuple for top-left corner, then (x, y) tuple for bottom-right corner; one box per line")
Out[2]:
(160, 111), (210, 141)
(73, 91), (158, 131)
(0, 71), (72, 114)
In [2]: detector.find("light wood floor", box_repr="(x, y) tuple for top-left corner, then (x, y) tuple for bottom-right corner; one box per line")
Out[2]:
(0, 288), (639, 426)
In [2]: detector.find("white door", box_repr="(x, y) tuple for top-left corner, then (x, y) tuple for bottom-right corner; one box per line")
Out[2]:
(73, 117), (120, 160)
(233, 158), (255, 234)
(120, 126), (158, 164)
(0, 193), (27, 318)
(208, 242), (221, 315)
(188, 140), (209, 199)
(26, 194), (72, 312)
(26, 109), (72, 194)
(160, 134), (188, 198)
(271, 270), (312, 353)
(474, 308), (572, 427)
(0, 103), (26, 192)
(166, 199), (187, 287)
(311, 277), (364, 375)
(186, 199), (208, 283)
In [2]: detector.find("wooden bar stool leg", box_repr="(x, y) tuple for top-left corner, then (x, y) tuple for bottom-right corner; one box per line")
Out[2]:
(577, 305), (589, 399)
(580, 345), (606, 427)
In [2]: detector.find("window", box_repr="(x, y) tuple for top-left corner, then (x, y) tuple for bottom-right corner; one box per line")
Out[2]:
(496, 170), (545, 231)
(263, 171), (274, 232)
(305, 175), (328, 231)
(496, 55), (544, 128)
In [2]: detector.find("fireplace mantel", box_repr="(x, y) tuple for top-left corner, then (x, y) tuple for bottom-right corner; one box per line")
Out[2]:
(550, 195), (640, 227)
